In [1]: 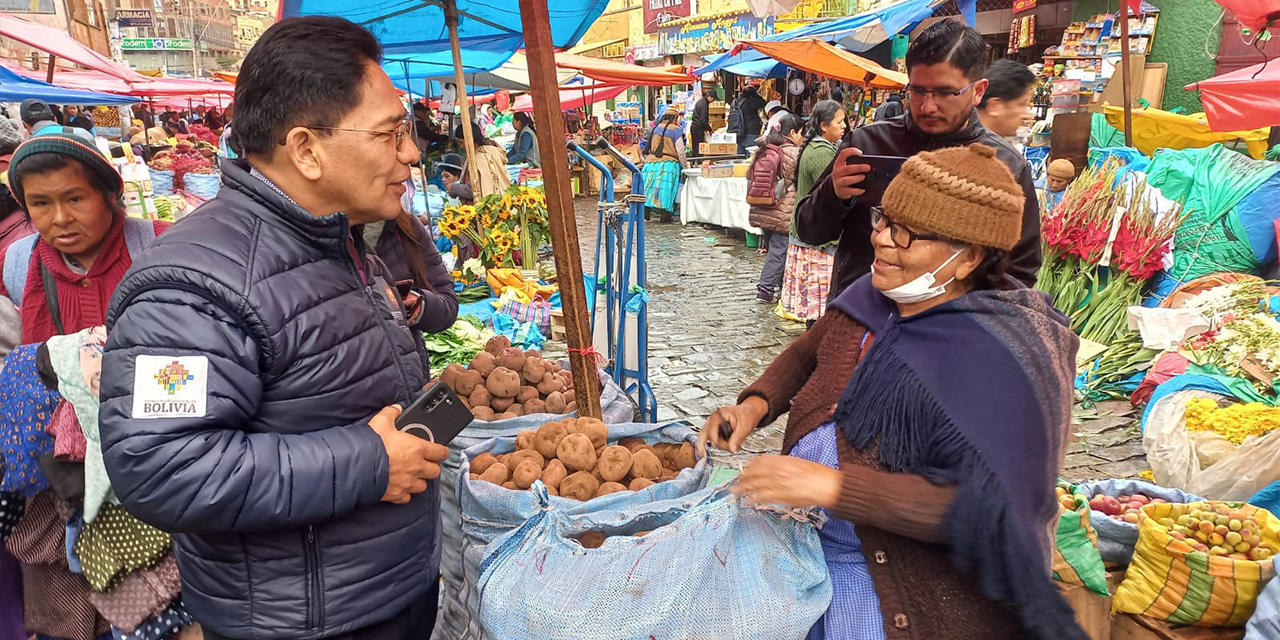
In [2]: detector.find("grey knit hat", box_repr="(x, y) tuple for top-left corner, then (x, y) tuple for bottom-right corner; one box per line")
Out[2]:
(0, 118), (24, 153)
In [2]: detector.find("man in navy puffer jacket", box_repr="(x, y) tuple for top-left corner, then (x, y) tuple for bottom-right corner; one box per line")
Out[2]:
(98, 17), (450, 640)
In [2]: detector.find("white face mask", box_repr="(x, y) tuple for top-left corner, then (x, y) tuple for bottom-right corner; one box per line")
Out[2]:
(880, 250), (964, 305)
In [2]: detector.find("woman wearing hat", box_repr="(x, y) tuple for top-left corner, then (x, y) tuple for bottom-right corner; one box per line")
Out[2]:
(1042, 158), (1076, 213)
(640, 106), (687, 223)
(507, 112), (541, 168)
(702, 144), (1085, 640)
(437, 152), (465, 194)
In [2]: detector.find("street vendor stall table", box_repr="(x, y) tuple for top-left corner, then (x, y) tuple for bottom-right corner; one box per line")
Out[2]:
(678, 170), (762, 234)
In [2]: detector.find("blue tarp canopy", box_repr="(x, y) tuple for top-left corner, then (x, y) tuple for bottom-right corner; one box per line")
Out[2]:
(697, 0), (936, 76)
(282, 0), (610, 83)
(0, 65), (138, 105)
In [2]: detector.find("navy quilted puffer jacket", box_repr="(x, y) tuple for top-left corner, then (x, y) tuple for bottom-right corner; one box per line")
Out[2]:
(99, 160), (437, 639)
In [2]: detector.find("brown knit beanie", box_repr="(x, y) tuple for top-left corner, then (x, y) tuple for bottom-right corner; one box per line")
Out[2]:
(880, 143), (1023, 251)
(1047, 158), (1076, 180)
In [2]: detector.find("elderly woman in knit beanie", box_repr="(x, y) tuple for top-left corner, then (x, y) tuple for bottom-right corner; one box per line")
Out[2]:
(1043, 157), (1077, 212)
(702, 143), (1085, 640)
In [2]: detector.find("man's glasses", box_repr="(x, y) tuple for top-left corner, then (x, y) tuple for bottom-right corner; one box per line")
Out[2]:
(870, 207), (945, 250)
(904, 79), (979, 103)
(278, 119), (413, 150)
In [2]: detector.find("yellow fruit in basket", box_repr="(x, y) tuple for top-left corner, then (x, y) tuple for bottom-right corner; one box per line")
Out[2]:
(1226, 531), (1243, 546)
(1158, 517), (1176, 529)
(1229, 518), (1243, 531)
(1210, 533), (1226, 546)
(1236, 541), (1253, 554)
(1251, 547), (1273, 561)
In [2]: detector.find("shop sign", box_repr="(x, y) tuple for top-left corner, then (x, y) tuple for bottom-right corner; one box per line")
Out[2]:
(0, 0), (55, 14)
(1013, 0), (1036, 13)
(659, 13), (774, 56)
(626, 43), (663, 63)
(122, 38), (194, 50)
(643, 0), (692, 35)
(116, 9), (153, 27)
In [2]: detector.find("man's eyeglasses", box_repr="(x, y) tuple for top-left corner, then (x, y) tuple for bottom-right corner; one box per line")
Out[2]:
(870, 207), (945, 250)
(278, 119), (413, 150)
(903, 79), (979, 103)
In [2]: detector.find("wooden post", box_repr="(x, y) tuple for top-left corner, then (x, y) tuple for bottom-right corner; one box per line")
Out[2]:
(1119, 0), (1133, 147)
(518, 0), (603, 420)
(444, 0), (482, 189)
(45, 54), (55, 83)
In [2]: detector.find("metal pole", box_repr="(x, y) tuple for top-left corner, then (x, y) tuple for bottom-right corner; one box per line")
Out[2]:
(1119, 0), (1133, 146)
(444, 0), (482, 190)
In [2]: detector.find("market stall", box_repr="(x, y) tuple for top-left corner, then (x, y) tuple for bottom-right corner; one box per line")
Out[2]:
(677, 168), (760, 234)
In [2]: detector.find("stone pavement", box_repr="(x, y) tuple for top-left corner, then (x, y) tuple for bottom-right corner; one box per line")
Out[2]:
(566, 196), (1149, 481)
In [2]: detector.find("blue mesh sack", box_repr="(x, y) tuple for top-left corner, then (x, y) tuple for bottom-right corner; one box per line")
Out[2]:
(148, 168), (174, 196)
(475, 485), (832, 640)
(1077, 478), (1205, 564)
(183, 172), (221, 199)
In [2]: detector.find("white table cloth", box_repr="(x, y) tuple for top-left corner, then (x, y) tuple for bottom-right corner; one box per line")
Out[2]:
(678, 173), (762, 234)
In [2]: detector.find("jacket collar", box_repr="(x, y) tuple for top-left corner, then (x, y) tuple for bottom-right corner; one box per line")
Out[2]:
(221, 158), (352, 251)
(903, 109), (985, 150)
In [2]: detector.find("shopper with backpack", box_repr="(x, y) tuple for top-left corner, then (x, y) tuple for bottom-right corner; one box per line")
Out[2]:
(746, 113), (803, 303)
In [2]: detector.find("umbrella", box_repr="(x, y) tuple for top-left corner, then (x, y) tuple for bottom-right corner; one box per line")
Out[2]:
(1212, 0), (1280, 33)
(0, 11), (138, 81)
(555, 53), (690, 86)
(735, 39), (907, 88)
(393, 52), (577, 93)
(0, 64), (138, 104)
(1187, 59), (1280, 131)
(510, 79), (629, 112)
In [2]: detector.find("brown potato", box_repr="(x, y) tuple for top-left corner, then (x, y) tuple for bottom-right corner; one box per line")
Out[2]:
(440, 363), (466, 390)
(560, 471), (600, 501)
(493, 412), (516, 420)
(468, 472), (479, 481)
(597, 445), (633, 482)
(479, 463), (509, 485)
(565, 402), (577, 414)
(595, 482), (628, 498)
(563, 390), (576, 405)
(515, 429), (537, 451)
(490, 396), (514, 412)
(545, 391), (567, 414)
(468, 386), (491, 409)
(486, 367), (522, 399)
(470, 452), (499, 475)
(501, 481), (517, 490)
(461, 396), (471, 410)
(556, 369), (574, 386)
(541, 459), (568, 490)
(471, 406), (495, 421)
(485, 335), (511, 355)
(591, 467), (605, 484)
(577, 531), (606, 549)
(496, 347), (527, 372)
(469, 351), (497, 376)
(652, 443), (679, 470)
(556, 433), (597, 472)
(508, 404), (524, 417)
(673, 442), (698, 470)
(524, 349), (542, 360)
(506, 449), (545, 471)
(630, 449), (662, 480)
(524, 398), (548, 415)
(517, 386), (539, 404)
(533, 422), (568, 460)
(537, 372), (565, 396)
(455, 370), (484, 396)
(619, 437), (649, 452)
(567, 418), (608, 449)
(522, 357), (546, 385)
(513, 460), (542, 489)
(545, 484), (559, 497)
(629, 477), (656, 491)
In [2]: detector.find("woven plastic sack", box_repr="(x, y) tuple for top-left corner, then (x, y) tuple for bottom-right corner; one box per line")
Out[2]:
(183, 172), (220, 200)
(1051, 482), (1109, 596)
(435, 417), (704, 640)
(1078, 479), (1206, 565)
(476, 486), (831, 640)
(1144, 388), (1280, 501)
(148, 168), (174, 196)
(1245, 558), (1280, 640)
(1113, 501), (1280, 626)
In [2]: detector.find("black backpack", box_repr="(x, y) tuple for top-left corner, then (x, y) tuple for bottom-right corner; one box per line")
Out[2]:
(727, 98), (744, 137)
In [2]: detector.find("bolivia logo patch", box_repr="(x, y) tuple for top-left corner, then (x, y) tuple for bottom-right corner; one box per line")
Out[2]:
(132, 355), (209, 419)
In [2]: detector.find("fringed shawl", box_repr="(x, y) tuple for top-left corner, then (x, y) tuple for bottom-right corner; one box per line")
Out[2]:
(829, 275), (1086, 640)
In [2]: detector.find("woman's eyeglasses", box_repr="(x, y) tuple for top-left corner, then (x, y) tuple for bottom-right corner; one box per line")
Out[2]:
(870, 207), (945, 250)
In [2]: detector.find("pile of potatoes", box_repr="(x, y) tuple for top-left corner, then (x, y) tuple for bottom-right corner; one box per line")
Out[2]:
(439, 336), (579, 421)
(467, 417), (699, 501)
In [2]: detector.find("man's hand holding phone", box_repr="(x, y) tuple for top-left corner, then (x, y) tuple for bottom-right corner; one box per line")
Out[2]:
(833, 147), (871, 200)
(368, 405), (450, 504)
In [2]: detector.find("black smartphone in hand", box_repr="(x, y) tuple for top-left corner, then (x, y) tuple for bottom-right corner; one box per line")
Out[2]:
(845, 154), (908, 204)
(395, 382), (474, 445)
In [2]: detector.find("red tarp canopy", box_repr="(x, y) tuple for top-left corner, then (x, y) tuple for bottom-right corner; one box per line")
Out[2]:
(1186, 59), (1280, 131)
(554, 52), (690, 86)
(1213, 0), (1280, 33)
(0, 12), (138, 80)
(426, 90), (510, 111)
(511, 80), (628, 112)
(5, 64), (234, 98)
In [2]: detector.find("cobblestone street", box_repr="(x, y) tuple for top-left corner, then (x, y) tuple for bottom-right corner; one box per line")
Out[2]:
(570, 196), (1149, 481)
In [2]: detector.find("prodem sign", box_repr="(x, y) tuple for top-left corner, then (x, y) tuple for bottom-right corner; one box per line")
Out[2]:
(644, 0), (692, 34)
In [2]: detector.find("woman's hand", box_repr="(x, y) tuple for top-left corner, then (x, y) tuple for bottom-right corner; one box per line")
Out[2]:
(698, 396), (769, 455)
(734, 455), (842, 510)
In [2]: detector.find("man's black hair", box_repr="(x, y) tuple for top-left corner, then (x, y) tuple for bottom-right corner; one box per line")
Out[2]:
(905, 19), (989, 81)
(233, 16), (382, 157)
(979, 60), (1037, 108)
(413, 102), (429, 114)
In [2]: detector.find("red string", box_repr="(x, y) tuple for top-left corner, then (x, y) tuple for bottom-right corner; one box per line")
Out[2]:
(568, 346), (605, 369)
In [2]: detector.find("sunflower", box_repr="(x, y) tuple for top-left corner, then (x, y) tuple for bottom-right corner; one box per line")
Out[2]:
(481, 213), (496, 228)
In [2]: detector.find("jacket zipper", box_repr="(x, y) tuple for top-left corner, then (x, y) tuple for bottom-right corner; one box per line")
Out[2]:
(305, 526), (323, 630)
(346, 247), (416, 399)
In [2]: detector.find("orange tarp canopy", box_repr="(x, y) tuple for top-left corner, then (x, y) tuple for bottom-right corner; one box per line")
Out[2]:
(214, 71), (238, 84)
(554, 52), (691, 86)
(740, 39), (907, 89)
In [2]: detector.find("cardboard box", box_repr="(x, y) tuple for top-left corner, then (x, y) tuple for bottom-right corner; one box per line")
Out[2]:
(701, 164), (734, 178)
(699, 142), (737, 156)
(732, 162), (750, 178)
(709, 132), (737, 144)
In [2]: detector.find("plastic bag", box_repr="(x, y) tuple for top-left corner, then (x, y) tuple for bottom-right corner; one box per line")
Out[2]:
(476, 486), (831, 640)
(1077, 479), (1205, 565)
(1191, 430), (1237, 468)
(1051, 482), (1110, 595)
(1144, 388), (1280, 501)
(1114, 502), (1280, 626)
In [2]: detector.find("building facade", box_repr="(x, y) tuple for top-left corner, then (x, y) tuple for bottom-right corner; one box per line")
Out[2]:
(112, 0), (242, 77)
(0, 0), (112, 73)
